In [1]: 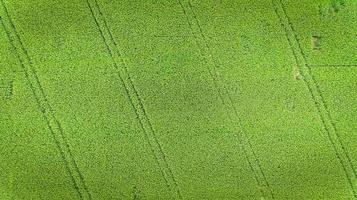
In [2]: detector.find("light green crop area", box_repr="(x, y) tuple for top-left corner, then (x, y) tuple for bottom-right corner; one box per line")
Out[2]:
(0, 0), (356, 199)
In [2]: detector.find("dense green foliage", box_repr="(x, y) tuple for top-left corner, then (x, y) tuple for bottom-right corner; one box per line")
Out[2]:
(0, 0), (356, 199)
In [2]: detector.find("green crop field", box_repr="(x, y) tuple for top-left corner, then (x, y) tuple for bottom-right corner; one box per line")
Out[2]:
(0, 0), (356, 199)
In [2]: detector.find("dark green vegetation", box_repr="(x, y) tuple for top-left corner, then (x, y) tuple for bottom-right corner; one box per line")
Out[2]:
(0, 0), (356, 199)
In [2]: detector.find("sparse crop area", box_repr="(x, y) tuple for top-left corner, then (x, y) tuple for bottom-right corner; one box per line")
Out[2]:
(0, 0), (356, 199)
